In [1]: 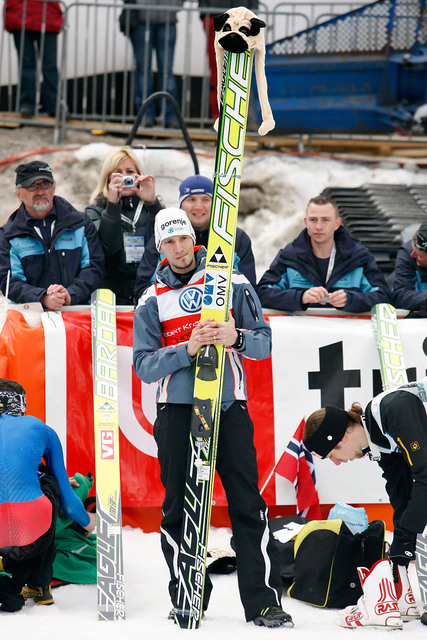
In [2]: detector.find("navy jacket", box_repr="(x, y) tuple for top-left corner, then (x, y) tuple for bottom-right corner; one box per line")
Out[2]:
(257, 226), (391, 313)
(0, 196), (104, 304)
(392, 240), (427, 310)
(134, 226), (256, 301)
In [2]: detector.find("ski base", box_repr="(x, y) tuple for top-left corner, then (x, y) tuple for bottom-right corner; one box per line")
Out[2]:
(91, 288), (125, 621)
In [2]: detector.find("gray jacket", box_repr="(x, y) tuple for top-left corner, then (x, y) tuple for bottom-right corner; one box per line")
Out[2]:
(133, 246), (271, 408)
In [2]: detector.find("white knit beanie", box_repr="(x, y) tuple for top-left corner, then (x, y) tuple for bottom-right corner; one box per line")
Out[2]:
(154, 208), (196, 252)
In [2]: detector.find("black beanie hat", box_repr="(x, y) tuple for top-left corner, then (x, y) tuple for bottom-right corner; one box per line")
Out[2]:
(303, 405), (349, 458)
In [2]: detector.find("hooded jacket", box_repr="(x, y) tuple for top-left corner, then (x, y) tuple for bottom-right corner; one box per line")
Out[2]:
(392, 239), (427, 310)
(0, 196), (104, 304)
(257, 226), (391, 313)
(133, 246), (270, 408)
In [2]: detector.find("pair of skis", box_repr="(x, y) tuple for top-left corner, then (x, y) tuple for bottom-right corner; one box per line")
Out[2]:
(371, 303), (427, 621)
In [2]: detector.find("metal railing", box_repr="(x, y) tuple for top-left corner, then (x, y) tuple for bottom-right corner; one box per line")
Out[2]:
(0, 1), (370, 141)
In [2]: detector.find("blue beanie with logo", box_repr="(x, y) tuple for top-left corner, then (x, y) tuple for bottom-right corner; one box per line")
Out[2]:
(179, 175), (213, 205)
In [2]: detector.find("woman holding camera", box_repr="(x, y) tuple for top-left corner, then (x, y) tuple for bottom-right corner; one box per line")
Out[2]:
(86, 146), (163, 305)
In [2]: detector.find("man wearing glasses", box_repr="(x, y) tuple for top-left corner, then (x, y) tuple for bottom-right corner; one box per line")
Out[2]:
(392, 220), (427, 313)
(0, 161), (104, 309)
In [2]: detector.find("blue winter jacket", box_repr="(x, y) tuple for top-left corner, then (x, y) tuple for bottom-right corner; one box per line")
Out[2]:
(392, 240), (427, 310)
(133, 246), (270, 408)
(0, 196), (104, 304)
(257, 226), (391, 313)
(134, 226), (257, 301)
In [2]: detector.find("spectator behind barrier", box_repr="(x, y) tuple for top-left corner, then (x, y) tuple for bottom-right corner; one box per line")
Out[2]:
(134, 174), (256, 300)
(0, 161), (104, 310)
(257, 194), (391, 313)
(118, 0), (182, 128)
(85, 146), (163, 305)
(4, 0), (64, 117)
(392, 221), (427, 313)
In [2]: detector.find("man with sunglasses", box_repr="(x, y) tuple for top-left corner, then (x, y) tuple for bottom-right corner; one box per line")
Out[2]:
(0, 161), (104, 309)
(393, 220), (427, 313)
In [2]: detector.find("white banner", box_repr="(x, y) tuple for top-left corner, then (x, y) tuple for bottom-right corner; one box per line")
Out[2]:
(270, 314), (427, 505)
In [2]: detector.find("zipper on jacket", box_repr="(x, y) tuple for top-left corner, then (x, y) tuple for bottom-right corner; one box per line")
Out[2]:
(244, 289), (259, 322)
(61, 251), (68, 283)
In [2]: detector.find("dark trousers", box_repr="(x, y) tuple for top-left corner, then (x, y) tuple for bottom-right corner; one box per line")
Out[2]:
(129, 22), (177, 121)
(12, 30), (59, 114)
(0, 469), (59, 609)
(154, 401), (283, 622)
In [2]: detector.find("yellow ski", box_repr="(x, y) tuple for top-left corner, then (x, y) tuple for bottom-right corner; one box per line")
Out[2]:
(91, 288), (125, 620)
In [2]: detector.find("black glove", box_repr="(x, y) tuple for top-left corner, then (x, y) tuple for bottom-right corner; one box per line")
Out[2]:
(389, 527), (417, 566)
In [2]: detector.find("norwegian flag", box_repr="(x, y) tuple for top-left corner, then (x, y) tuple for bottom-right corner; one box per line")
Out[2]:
(275, 418), (321, 519)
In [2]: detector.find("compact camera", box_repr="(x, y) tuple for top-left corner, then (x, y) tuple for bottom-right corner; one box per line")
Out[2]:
(122, 175), (136, 188)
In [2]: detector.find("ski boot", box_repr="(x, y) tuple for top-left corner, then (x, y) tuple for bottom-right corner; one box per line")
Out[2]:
(393, 564), (420, 621)
(21, 584), (54, 605)
(335, 559), (402, 629)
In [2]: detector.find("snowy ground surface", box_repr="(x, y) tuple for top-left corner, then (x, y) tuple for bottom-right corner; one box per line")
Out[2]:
(1, 526), (425, 639)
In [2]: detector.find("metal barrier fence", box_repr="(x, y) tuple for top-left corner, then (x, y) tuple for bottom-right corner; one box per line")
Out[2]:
(0, 0), (367, 141)
(269, 0), (427, 57)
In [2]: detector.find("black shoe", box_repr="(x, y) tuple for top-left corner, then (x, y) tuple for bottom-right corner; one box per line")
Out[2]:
(421, 612), (427, 625)
(165, 119), (180, 129)
(253, 606), (294, 628)
(143, 117), (155, 128)
(19, 107), (34, 118)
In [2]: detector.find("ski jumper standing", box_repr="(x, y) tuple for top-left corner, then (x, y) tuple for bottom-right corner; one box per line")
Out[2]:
(133, 208), (292, 627)
(0, 379), (96, 612)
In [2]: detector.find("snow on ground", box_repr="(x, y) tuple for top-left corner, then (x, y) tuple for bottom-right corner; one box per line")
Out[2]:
(1, 525), (425, 639)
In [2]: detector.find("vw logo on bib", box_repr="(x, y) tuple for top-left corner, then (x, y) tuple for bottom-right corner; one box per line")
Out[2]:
(179, 287), (203, 313)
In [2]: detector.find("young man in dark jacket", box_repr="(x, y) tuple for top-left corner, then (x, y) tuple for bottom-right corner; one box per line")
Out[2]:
(392, 221), (427, 312)
(0, 161), (104, 309)
(257, 194), (391, 313)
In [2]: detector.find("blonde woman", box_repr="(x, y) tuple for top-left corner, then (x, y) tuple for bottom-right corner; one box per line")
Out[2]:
(86, 146), (163, 305)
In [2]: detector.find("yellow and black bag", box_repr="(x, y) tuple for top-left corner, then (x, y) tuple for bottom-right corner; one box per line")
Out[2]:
(287, 518), (385, 608)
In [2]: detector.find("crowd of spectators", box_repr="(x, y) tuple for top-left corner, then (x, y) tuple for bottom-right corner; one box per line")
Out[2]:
(0, 154), (423, 315)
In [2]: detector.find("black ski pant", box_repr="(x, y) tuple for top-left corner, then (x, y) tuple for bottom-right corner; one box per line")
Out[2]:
(154, 401), (283, 622)
(0, 467), (59, 611)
